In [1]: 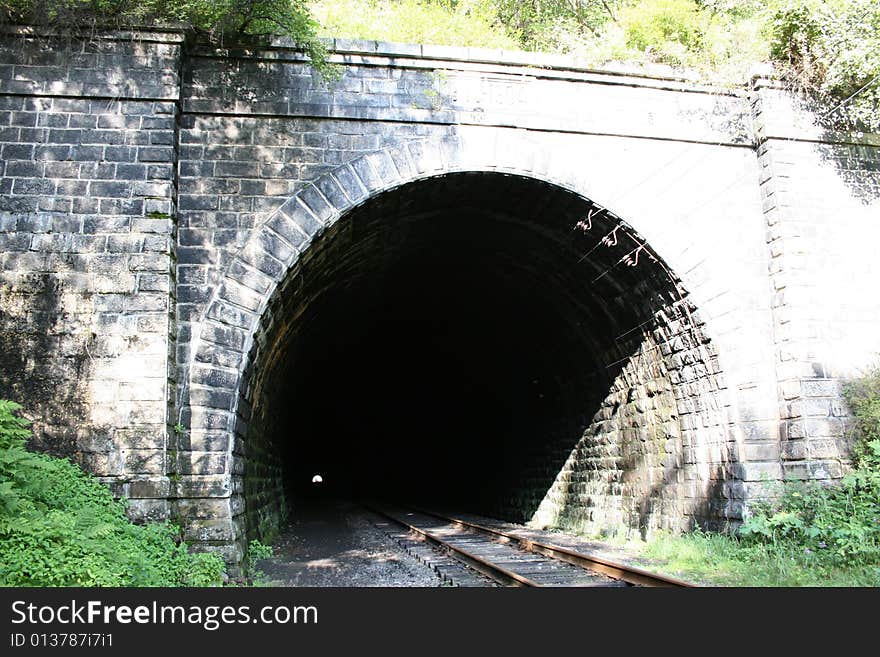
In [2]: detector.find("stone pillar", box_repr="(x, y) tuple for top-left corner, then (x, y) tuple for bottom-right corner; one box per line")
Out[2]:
(0, 27), (184, 521)
(751, 75), (880, 481)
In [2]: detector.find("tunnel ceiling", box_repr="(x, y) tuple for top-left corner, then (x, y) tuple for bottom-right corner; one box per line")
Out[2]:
(240, 171), (704, 526)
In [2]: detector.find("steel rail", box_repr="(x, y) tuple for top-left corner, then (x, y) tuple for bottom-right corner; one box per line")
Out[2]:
(411, 508), (694, 588)
(369, 507), (541, 587)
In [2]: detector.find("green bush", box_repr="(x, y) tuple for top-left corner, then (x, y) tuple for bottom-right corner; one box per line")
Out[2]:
(844, 364), (880, 460)
(310, 0), (517, 50)
(490, 0), (621, 51)
(766, 0), (880, 129)
(244, 538), (274, 581)
(621, 0), (708, 65)
(0, 400), (225, 586)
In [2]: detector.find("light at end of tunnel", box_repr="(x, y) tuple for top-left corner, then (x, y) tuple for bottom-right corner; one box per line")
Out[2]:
(312, 474), (323, 484)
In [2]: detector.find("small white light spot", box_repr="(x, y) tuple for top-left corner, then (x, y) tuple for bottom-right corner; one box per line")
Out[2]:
(312, 474), (323, 484)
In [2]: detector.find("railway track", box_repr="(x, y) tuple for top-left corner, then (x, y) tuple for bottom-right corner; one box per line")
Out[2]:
(371, 506), (693, 588)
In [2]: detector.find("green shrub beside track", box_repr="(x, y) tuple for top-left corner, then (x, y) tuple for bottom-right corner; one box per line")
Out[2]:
(0, 400), (225, 586)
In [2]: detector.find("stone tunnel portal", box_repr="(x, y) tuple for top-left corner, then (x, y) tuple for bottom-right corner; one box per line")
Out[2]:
(238, 171), (735, 542)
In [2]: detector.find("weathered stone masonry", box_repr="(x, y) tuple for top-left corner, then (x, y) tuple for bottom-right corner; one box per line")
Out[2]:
(1, 27), (878, 564)
(0, 29), (181, 523)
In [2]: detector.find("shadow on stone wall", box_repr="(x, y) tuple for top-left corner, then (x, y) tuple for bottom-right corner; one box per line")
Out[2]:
(518, 313), (737, 538)
(0, 272), (89, 458)
(816, 136), (880, 205)
(788, 91), (880, 205)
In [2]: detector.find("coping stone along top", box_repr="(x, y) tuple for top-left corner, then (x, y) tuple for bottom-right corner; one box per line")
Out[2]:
(263, 35), (715, 86)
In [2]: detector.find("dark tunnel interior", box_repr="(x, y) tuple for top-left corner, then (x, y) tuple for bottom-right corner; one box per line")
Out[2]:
(243, 171), (684, 527)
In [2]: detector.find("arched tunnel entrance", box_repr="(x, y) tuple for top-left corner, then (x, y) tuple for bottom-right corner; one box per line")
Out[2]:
(237, 171), (737, 543)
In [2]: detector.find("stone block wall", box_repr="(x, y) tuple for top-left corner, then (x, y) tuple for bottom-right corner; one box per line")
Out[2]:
(530, 303), (735, 537)
(0, 28), (182, 522)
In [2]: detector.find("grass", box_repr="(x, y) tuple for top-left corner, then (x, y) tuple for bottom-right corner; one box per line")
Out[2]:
(624, 529), (880, 587)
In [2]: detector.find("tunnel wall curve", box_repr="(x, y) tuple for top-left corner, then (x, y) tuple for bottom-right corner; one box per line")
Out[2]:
(179, 135), (742, 561)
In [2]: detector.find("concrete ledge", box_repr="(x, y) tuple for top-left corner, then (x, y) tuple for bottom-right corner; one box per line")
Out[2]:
(228, 36), (735, 96)
(318, 36), (706, 83)
(0, 24), (186, 43)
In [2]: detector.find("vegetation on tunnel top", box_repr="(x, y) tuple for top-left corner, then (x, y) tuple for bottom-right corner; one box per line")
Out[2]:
(1, 1), (878, 129)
